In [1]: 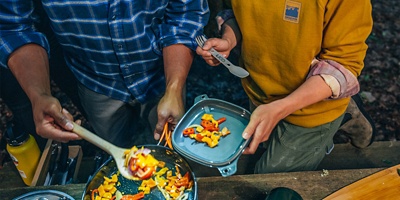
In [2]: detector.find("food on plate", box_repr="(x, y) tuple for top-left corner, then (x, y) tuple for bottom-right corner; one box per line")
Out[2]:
(91, 146), (194, 200)
(182, 114), (231, 148)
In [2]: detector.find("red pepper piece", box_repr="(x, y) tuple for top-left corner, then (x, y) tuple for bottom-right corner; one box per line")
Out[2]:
(195, 134), (204, 142)
(120, 192), (145, 200)
(201, 120), (219, 131)
(183, 127), (195, 136)
(216, 117), (226, 125)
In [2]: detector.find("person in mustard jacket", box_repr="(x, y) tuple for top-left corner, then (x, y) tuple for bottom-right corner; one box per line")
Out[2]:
(196, 0), (374, 173)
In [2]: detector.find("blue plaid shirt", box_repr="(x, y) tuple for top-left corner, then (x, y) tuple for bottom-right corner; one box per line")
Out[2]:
(0, 0), (209, 103)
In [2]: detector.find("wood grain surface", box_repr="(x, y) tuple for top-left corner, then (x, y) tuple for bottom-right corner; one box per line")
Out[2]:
(324, 164), (400, 200)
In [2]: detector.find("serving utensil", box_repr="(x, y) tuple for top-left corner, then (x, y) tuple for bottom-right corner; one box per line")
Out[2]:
(195, 35), (249, 78)
(71, 122), (134, 180)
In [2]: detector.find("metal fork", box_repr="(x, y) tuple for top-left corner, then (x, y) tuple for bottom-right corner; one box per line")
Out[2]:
(195, 35), (249, 78)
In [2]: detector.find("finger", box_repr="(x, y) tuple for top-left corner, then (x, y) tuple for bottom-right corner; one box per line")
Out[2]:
(242, 120), (257, 140)
(202, 39), (217, 50)
(62, 108), (74, 121)
(243, 139), (259, 155)
(42, 125), (81, 143)
(74, 119), (82, 126)
(55, 108), (74, 130)
(154, 119), (167, 140)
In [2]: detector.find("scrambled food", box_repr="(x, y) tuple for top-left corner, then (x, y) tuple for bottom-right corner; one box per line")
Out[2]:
(182, 113), (230, 148)
(90, 146), (193, 200)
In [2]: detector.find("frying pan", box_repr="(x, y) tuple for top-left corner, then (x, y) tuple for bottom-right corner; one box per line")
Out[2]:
(82, 145), (197, 200)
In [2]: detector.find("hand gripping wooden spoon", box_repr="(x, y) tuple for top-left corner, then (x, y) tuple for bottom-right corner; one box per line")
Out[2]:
(71, 122), (135, 180)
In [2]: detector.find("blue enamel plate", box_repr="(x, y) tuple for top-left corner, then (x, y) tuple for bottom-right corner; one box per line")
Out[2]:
(172, 94), (251, 177)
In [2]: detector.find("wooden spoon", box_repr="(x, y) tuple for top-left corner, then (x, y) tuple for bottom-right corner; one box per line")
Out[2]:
(71, 122), (135, 180)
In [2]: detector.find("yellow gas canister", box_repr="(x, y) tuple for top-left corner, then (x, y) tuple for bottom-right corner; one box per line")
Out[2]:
(5, 124), (41, 186)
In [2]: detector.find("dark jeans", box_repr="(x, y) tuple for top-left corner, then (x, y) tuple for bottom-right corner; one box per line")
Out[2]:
(0, 68), (48, 150)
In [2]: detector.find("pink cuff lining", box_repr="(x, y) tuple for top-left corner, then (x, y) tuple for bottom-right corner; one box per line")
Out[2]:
(307, 59), (360, 99)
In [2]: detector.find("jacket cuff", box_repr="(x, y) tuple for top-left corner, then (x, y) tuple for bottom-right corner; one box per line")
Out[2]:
(307, 58), (360, 99)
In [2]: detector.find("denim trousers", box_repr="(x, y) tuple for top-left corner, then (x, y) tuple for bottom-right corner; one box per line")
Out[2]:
(0, 68), (48, 150)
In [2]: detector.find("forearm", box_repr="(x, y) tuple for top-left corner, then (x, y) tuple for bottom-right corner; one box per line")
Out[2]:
(162, 44), (193, 95)
(273, 75), (332, 119)
(221, 18), (241, 50)
(7, 44), (51, 103)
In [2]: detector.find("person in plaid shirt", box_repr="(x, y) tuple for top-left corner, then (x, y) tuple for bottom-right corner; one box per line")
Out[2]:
(0, 0), (209, 147)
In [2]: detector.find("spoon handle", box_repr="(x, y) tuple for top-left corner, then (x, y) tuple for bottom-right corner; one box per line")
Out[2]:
(71, 122), (118, 155)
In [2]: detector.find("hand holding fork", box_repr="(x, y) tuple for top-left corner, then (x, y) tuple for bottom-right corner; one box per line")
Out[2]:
(195, 35), (249, 78)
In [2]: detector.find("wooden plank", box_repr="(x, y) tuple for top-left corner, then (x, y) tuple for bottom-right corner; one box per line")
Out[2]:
(30, 139), (54, 186)
(0, 168), (384, 200)
(324, 164), (400, 199)
(196, 168), (384, 200)
(187, 141), (400, 177)
(318, 141), (400, 170)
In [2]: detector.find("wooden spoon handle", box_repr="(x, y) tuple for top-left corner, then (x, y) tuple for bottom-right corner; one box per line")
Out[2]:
(71, 122), (117, 155)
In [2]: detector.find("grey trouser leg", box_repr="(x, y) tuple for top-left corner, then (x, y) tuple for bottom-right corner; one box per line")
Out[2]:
(77, 83), (158, 148)
(249, 101), (344, 173)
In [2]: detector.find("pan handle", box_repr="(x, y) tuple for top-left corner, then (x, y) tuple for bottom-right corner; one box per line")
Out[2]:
(217, 158), (238, 177)
(194, 94), (209, 104)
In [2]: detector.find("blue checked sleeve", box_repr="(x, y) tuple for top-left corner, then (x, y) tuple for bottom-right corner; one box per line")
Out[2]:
(0, 0), (50, 68)
(155, 0), (210, 51)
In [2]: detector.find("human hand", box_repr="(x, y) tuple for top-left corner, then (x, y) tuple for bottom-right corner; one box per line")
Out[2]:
(196, 37), (233, 66)
(242, 102), (287, 154)
(153, 92), (185, 141)
(31, 94), (82, 143)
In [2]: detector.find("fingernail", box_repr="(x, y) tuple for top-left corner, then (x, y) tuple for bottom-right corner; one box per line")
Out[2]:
(242, 132), (249, 139)
(65, 122), (74, 130)
(154, 133), (160, 140)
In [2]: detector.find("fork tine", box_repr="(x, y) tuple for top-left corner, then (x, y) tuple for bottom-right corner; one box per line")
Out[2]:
(200, 35), (207, 43)
(195, 35), (204, 48)
(200, 35), (207, 46)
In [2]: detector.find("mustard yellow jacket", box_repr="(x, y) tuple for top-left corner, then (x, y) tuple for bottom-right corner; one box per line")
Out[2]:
(231, 0), (373, 127)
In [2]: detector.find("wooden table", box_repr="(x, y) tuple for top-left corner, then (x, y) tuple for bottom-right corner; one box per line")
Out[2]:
(0, 167), (383, 200)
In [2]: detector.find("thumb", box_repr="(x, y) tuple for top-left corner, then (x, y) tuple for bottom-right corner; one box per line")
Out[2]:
(54, 108), (74, 130)
(242, 121), (256, 140)
(154, 120), (167, 140)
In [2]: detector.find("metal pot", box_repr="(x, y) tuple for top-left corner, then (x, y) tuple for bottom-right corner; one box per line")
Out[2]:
(82, 144), (197, 200)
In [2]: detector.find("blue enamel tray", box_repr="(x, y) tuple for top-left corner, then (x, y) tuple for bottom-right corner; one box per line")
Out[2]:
(172, 94), (251, 177)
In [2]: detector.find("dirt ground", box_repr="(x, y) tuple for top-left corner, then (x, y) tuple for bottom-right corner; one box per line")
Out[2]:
(0, 0), (399, 161)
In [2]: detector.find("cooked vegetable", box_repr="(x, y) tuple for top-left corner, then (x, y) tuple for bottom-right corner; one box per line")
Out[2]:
(92, 146), (193, 200)
(183, 127), (195, 136)
(91, 174), (119, 200)
(182, 114), (230, 148)
(123, 146), (159, 180)
(158, 122), (173, 149)
(120, 192), (145, 200)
